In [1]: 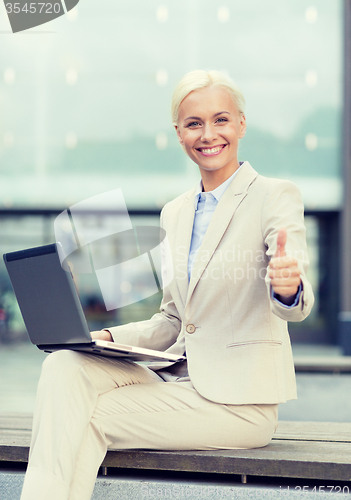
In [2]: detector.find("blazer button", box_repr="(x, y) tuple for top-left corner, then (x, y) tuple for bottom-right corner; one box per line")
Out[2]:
(186, 324), (196, 334)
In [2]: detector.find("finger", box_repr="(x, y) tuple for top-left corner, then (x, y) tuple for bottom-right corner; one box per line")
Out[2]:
(270, 278), (301, 289)
(269, 264), (299, 276)
(269, 257), (298, 269)
(271, 285), (299, 298)
(274, 227), (287, 258)
(269, 268), (300, 280)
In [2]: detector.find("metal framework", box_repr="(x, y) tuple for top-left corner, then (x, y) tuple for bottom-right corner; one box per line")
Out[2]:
(339, 0), (351, 353)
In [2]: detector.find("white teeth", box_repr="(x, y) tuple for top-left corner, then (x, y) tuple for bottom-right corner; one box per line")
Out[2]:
(201, 146), (222, 154)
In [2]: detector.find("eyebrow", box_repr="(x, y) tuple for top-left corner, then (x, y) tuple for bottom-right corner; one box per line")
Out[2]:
(183, 111), (230, 122)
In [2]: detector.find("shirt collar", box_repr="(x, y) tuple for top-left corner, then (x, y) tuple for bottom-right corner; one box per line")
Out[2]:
(194, 162), (244, 210)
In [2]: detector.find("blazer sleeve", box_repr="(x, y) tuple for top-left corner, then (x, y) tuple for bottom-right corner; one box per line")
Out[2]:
(107, 208), (182, 350)
(261, 179), (314, 322)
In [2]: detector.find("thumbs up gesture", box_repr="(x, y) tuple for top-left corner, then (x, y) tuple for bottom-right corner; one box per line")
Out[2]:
(268, 228), (301, 304)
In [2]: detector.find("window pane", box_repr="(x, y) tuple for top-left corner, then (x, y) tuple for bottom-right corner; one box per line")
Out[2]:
(0, 0), (342, 210)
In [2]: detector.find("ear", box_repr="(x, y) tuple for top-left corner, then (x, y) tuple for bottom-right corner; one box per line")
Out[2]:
(175, 125), (184, 145)
(239, 114), (246, 139)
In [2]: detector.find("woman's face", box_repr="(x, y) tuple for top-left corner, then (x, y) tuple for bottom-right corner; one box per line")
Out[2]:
(175, 86), (246, 180)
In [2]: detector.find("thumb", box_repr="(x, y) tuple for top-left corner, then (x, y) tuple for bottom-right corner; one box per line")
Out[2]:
(275, 227), (287, 258)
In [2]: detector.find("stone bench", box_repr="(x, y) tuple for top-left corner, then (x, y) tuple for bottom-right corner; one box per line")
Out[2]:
(1, 414), (351, 484)
(293, 356), (351, 374)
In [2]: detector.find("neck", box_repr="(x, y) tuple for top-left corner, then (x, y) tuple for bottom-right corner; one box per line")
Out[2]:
(200, 162), (240, 192)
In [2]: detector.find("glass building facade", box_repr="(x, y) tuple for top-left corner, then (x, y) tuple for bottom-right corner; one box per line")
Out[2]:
(0, 0), (344, 342)
(0, 0), (342, 209)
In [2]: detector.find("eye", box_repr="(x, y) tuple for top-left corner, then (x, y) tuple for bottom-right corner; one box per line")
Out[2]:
(216, 117), (228, 123)
(186, 121), (201, 128)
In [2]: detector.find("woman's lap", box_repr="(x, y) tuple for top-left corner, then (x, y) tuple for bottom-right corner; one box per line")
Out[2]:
(36, 350), (278, 451)
(93, 379), (278, 450)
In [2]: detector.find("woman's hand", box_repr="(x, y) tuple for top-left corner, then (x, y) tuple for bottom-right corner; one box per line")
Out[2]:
(268, 228), (301, 306)
(91, 330), (113, 342)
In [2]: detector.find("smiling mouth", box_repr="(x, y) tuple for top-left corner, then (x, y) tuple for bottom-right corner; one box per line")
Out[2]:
(196, 145), (226, 156)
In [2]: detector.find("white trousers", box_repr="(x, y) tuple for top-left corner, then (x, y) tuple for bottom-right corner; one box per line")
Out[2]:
(20, 350), (278, 500)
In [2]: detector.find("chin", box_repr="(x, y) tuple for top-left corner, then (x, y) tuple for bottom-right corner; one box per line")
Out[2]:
(199, 165), (224, 172)
(198, 160), (229, 171)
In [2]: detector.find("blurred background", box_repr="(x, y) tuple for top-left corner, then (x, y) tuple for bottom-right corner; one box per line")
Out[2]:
(0, 0), (350, 419)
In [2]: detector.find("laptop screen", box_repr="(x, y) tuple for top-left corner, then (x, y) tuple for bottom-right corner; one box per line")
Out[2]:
(3, 244), (92, 345)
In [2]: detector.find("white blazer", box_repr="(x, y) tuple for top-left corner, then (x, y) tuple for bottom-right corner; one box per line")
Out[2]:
(109, 162), (314, 405)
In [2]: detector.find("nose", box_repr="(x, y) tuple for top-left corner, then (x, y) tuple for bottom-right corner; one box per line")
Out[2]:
(201, 123), (217, 143)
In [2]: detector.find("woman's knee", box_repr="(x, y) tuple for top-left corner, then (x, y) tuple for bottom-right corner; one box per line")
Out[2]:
(247, 404), (278, 449)
(40, 350), (94, 382)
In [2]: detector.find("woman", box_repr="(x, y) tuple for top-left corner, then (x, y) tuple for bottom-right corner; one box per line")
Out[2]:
(21, 70), (314, 500)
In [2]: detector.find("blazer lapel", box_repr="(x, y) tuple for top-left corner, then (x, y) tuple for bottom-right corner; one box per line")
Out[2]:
(186, 162), (258, 302)
(173, 189), (196, 307)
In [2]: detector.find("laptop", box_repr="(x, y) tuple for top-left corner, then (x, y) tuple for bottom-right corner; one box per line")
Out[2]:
(3, 243), (184, 363)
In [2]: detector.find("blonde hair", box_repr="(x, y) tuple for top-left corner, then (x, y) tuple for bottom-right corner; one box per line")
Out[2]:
(171, 70), (245, 126)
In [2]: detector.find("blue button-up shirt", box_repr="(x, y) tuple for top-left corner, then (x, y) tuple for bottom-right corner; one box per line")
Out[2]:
(188, 166), (242, 280)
